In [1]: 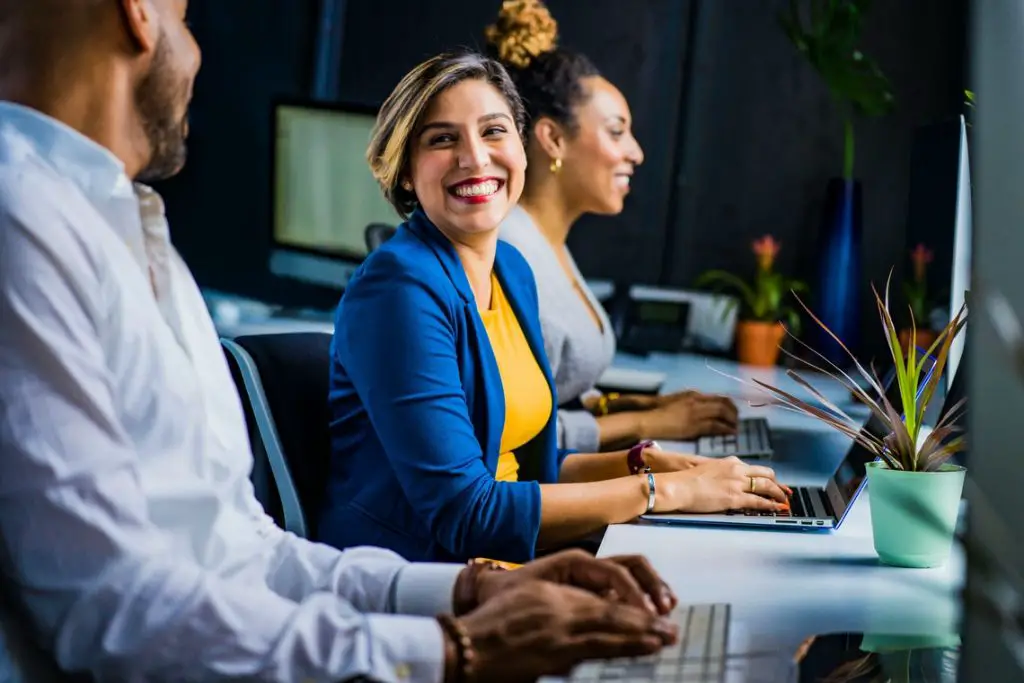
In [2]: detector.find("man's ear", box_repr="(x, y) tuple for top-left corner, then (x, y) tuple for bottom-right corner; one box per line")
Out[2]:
(532, 117), (568, 161)
(117, 0), (160, 53)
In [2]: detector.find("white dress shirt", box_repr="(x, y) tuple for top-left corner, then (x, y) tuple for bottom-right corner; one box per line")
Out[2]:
(0, 102), (461, 682)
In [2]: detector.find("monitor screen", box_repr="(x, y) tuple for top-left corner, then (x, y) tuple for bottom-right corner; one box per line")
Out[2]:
(948, 115), (972, 389)
(270, 101), (398, 289)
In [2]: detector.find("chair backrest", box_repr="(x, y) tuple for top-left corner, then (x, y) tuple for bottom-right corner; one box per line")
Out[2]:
(222, 339), (297, 535)
(364, 223), (397, 253)
(0, 590), (79, 682)
(221, 332), (334, 539)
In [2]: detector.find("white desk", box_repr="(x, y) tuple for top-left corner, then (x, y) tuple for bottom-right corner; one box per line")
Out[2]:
(598, 352), (964, 656)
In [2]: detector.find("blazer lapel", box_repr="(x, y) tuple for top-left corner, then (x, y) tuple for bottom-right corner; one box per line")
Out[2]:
(405, 210), (504, 472)
(494, 254), (558, 416)
(405, 209), (475, 304)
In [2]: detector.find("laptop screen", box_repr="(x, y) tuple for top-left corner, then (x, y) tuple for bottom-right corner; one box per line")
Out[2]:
(824, 354), (938, 520)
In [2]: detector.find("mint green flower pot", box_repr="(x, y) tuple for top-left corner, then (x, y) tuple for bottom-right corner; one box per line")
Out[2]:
(866, 461), (966, 568)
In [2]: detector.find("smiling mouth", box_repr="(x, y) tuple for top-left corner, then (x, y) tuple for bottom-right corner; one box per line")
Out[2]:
(448, 178), (504, 204)
(614, 174), (632, 190)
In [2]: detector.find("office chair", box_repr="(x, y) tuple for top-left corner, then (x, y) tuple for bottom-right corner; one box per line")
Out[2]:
(364, 223), (397, 253)
(221, 332), (334, 539)
(0, 590), (78, 682)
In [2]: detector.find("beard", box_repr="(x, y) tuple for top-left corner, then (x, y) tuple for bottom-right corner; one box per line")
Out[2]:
(135, 33), (191, 183)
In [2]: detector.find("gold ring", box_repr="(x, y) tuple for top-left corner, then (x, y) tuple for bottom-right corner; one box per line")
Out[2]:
(749, 477), (757, 493)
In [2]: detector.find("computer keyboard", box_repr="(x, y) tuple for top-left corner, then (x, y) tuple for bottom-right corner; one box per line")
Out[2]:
(569, 603), (730, 682)
(696, 418), (773, 458)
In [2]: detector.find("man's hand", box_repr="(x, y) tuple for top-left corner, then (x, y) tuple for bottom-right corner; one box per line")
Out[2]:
(470, 549), (678, 616)
(450, 581), (677, 683)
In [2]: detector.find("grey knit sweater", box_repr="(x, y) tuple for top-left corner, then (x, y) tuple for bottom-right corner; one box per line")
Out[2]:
(499, 206), (616, 452)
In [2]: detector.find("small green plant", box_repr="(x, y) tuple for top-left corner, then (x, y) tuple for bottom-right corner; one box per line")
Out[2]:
(734, 277), (967, 472)
(779, 0), (895, 179)
(903, 243), (934, 326)
(696, 236), (808, 335)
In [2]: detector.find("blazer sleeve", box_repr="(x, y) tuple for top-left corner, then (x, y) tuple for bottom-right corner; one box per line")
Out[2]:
(334, 253), (542, 563)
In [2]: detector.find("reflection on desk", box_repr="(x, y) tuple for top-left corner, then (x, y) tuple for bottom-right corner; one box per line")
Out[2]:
(797, 632), (960, 683)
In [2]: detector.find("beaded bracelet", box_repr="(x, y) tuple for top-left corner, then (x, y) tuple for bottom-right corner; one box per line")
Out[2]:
(437, 614), (476, 683)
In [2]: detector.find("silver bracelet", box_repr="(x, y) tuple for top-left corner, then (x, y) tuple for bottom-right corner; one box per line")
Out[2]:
(646, 472), (656, 513)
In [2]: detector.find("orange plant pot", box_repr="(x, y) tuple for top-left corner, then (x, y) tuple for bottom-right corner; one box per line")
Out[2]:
(899, 328), (938, 355)
(736, 321), (786, 367)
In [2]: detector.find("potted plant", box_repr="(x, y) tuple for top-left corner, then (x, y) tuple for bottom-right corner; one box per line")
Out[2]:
(899, 243), (938, 352)
(780, 0), (895, 365)
(738, 279), (967, 568)
(696, 235), (808, 367)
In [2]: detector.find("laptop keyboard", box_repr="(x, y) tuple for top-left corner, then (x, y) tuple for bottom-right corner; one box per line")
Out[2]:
(696, 418), (772, 458)
(721, 487), (830, 527)
(569, 604), (730, 682)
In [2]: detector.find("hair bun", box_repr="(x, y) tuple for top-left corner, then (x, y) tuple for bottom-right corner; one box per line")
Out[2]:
(485, 0), (559, 69)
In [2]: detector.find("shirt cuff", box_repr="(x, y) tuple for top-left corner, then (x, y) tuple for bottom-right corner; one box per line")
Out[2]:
(557, 408), (601, 453)
(365, 614), (446, 683)
(393, 563), (463, 616)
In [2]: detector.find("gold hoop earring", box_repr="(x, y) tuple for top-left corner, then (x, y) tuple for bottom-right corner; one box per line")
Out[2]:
(549, 157), (563, 173)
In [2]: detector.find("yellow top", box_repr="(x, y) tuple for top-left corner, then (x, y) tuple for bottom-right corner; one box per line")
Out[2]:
(479, 273), (552, 482)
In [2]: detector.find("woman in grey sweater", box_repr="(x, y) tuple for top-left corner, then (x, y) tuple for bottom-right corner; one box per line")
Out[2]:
(492, 2), (738, 453)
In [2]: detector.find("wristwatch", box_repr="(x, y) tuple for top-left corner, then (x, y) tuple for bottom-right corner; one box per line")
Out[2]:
(627, 439), (658, 475)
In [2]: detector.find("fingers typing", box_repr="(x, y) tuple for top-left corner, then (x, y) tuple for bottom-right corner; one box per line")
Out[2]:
(608, 555), (675, 614)
(573, 557), (651, 614)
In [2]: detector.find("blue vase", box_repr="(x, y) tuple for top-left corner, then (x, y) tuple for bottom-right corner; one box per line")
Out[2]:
(814, 178), (863, 366)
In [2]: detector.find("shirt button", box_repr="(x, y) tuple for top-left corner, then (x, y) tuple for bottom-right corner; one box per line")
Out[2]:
(395, 663), (411, 679)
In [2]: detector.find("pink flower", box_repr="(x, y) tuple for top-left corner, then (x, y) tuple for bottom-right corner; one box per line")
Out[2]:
(910, 244), (933, 282)
(752, 235), (780, 271)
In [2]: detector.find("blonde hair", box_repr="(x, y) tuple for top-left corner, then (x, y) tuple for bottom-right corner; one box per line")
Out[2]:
(367, 51), (526, 218)
(484, 0), (559, 70)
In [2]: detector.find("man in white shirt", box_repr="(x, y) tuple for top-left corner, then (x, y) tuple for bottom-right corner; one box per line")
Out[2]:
(0, 1), (680, 681)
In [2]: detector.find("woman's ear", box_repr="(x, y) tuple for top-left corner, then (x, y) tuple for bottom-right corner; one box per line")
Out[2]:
(532, 117), (568, 161)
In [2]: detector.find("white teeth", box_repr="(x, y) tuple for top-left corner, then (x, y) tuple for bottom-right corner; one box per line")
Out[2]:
(453, 180), (499, 197)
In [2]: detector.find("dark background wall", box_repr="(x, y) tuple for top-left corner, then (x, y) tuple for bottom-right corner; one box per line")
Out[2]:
(159, 0), (968, 355)
(664, 0), (968, 360)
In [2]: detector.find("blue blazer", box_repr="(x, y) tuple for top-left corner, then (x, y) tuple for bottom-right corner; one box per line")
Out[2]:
(320, 209), (572, 563)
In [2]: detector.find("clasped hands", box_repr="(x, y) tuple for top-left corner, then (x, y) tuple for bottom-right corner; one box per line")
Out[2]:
(445, 549), (679, 682)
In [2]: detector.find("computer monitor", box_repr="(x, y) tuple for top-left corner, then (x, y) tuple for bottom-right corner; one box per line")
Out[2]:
(962, 1), (1024, 679)
(948, 114), (972, 390)
(269, 99), (398, 291)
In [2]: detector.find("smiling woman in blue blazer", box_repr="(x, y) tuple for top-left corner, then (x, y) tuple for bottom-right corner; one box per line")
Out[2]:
(320, 51), (787, 564)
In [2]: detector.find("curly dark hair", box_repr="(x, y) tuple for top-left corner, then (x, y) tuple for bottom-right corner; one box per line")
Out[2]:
(484, 0), (600, 137)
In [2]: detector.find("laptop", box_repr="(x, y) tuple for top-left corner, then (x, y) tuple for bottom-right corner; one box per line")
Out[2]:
(696, 417), (773, 459)
(642, 357), (936, 531)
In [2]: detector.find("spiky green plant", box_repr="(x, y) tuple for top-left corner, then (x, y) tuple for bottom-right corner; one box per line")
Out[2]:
(730, 276), (967, 472)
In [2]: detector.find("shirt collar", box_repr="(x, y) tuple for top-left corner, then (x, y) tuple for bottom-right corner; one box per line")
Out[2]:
(0, 101), (134, 202)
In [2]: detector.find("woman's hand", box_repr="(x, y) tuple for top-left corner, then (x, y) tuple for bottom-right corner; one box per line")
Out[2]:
(639, 392), (739, 440)
(643, 445), (711, 472)
(653, 456), (789, 513)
